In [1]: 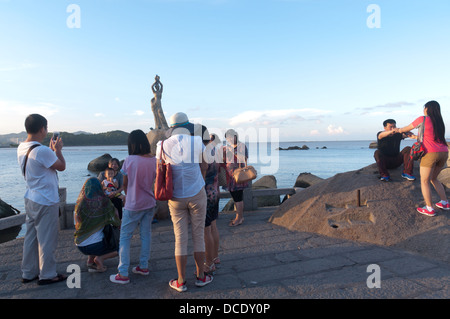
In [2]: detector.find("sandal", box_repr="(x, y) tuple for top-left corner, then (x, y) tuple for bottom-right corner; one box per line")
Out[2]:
(193, 263), (216, 276)
(213, 257), (221, 268)
(204, 263), (216, 275)
(88, 264), (107, 273)
(37, 274), (67, 286)
(229, 218), (244, 227)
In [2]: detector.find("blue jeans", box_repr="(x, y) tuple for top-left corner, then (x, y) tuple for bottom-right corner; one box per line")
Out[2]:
(118, 207), (155, 277)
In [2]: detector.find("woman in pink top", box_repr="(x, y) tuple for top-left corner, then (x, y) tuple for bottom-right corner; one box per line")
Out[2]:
(398, 101), (449, 216)
(110, 130), (157, 284)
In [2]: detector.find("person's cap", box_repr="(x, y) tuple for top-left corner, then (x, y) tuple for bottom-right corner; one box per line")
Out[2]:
(169, 112), (189, 127)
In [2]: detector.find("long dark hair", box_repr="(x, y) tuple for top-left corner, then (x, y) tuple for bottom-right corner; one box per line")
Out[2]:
(127, 130), (151, 155)
(425, 101), (446, 145)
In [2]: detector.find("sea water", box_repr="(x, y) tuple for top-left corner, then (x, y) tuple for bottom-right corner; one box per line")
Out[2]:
(0, 140), (415, 238)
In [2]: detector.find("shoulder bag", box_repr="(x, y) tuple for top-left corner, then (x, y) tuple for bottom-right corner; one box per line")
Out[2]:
(233, 164), (257, 184)
(410, 116), (426, 161)
(22, 143), (40, 178)
(154, 140), (173, 201)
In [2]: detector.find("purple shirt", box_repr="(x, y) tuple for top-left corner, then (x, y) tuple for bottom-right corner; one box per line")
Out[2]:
(121, 155), (157, 211)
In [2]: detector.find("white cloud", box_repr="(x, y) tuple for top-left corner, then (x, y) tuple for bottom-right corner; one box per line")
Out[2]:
(229, 108), (331, 127)
(133, 110), (145, 116)
(327, 125), (345, 135)
(94, 113), (105, 117)
(0, 100), (59, 117)
(0, 100), (61, 133)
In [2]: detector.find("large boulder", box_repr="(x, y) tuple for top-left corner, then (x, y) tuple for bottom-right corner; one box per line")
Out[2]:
(88, 154), (112, 172)
(294, 172), (324, 188)
(269, 163), (450, 263)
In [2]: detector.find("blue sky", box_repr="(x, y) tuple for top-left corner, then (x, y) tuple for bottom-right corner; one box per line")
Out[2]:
(1, 0), (449, 141)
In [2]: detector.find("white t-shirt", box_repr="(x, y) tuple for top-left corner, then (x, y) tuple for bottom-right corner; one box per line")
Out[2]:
(75, 229), (104, 247)
(17, 142), (59, 205)
(156, 134), (205, 198)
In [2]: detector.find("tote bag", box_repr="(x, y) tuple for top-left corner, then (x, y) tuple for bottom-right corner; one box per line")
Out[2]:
(155, 140), (173, 201)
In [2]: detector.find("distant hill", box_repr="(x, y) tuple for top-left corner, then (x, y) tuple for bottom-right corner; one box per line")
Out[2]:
(0, 130), (129, 147)
(0, 132), (27, 147)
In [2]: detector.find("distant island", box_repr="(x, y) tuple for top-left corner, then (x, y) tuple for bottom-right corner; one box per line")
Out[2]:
(276, 145), (328, 151)
(0, 130), (129, 147)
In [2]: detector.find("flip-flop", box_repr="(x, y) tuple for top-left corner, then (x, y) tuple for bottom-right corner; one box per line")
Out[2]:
(37, 274), (67, 286)
(229, 218), (244, 227)
(88, 265), (107, 273)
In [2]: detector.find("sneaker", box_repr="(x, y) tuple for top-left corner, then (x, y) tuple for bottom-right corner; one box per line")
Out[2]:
(401, 173), (416, 181)
(380, 176), (390, 182)
(109, 273), (130, 284)
(195, 274), (213, 287)
(132, 266), (149, 276)
(169, 279), (187, 292)
(417, 207), (436, 217)
(435, 201), (450, 210)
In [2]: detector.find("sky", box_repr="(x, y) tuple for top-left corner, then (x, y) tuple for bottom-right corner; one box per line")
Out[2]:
(0, 0), (449, 142)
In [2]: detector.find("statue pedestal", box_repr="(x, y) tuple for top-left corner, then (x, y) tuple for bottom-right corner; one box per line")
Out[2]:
(147, 128), (170, 220)
(147, 128), (167, 156)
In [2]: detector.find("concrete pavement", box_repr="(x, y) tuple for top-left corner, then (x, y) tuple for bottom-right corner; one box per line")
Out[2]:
(0, 207), (448, 304)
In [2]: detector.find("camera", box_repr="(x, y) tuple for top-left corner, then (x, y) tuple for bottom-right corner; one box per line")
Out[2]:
(52, 132), (60, 141)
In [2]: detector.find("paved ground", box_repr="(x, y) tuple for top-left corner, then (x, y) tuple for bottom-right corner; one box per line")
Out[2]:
(0, 207), (448, 308)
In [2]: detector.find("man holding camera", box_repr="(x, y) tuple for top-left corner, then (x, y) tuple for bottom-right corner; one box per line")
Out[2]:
(17, 114), (67, 285)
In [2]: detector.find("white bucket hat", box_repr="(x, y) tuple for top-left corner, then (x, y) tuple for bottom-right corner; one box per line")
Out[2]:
(169, 112), (189, 127)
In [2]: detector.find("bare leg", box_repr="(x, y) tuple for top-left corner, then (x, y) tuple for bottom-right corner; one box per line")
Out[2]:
(194, 251), (205, 278)
(430, 164), (448, 202)
(420, 165), (433, 207)
(230, 201), (244, 226)
(210, 220), (220, 260)
(175, 255), (187, 284)
(204, 226), (214, 267)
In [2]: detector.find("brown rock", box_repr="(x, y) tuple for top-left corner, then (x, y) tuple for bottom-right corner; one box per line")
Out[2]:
(87, 154), (112, 172)
(269, 163), (450, 263)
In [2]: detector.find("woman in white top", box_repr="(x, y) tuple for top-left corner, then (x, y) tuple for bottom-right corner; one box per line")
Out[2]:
(156, 112), (213, 292)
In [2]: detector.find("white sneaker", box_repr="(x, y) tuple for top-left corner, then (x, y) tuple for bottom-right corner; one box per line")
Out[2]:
(132, 266), (149, 276)
(109, 274), (130, 284)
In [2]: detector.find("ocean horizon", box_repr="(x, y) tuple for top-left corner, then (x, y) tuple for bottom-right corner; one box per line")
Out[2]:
(1, 139), (415, 239)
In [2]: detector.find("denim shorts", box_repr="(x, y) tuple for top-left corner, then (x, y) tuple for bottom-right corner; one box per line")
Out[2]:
(77, 240), (117, 256)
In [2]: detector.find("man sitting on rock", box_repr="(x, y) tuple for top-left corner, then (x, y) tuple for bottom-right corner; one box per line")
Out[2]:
(374, 119), (415, 182)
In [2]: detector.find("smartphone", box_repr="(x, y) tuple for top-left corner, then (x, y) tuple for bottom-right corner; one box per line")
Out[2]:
(52, 132), (60, 141)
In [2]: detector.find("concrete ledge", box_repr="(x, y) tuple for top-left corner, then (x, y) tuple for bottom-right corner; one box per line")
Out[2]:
(0, 214), (26, 231)
(1, 187), (298, 230)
